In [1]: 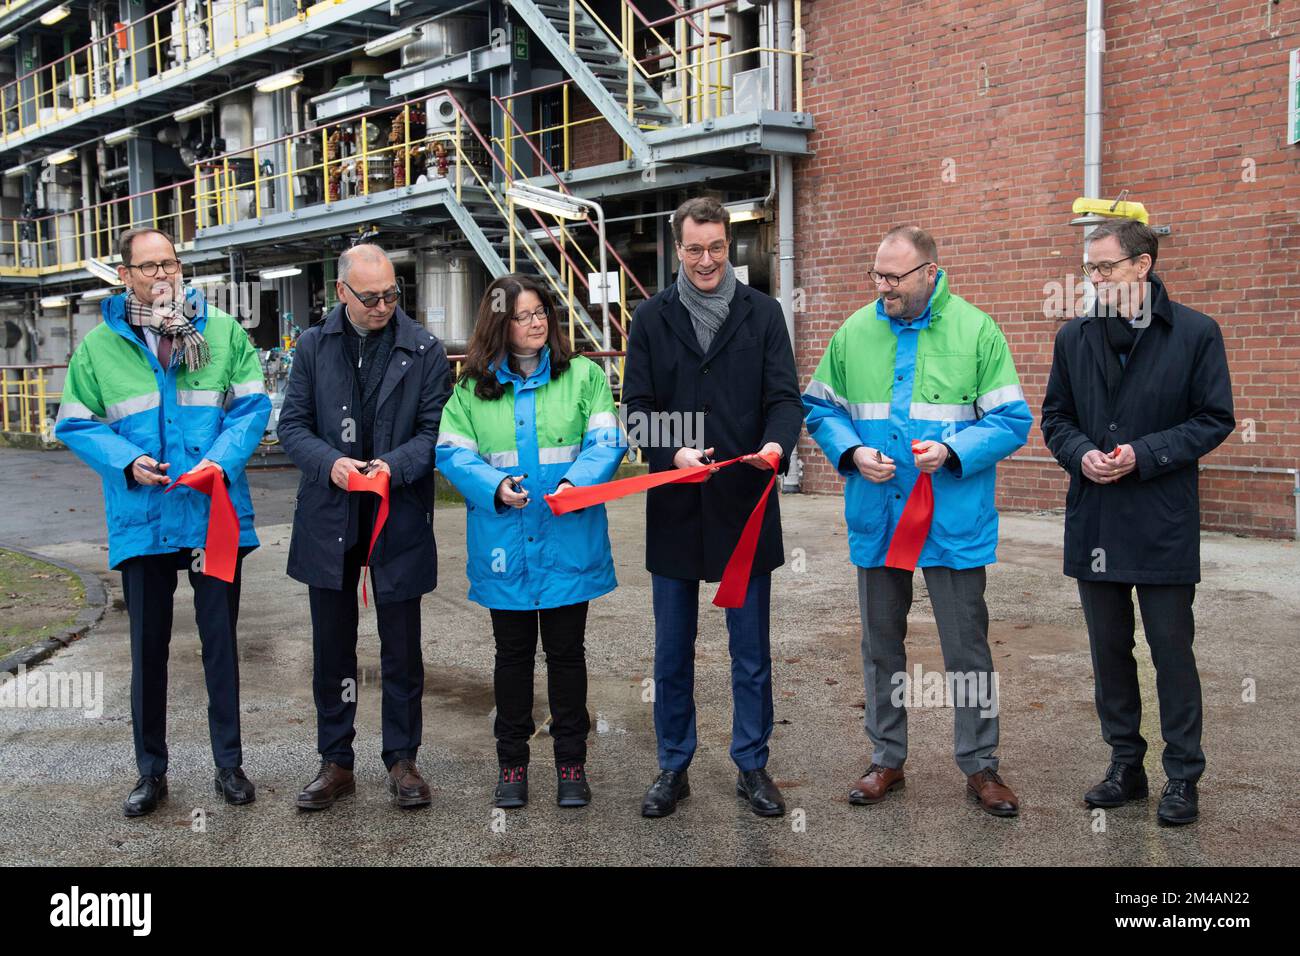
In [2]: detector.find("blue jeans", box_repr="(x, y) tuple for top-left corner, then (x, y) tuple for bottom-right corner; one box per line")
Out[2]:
(651, 573), (773, 772)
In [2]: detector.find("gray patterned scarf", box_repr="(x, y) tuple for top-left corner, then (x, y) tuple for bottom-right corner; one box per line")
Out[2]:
(125, 288), (211, 371)
(677, 259), (736, 353)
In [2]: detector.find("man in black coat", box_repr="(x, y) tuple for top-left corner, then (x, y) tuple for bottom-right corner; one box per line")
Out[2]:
(623, 196), (806, 818)
(277, 244), (451, 811)
(1041, 218), (1234, 826)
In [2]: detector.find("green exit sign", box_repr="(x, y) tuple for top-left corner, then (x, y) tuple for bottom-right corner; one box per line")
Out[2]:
(514, 27), (529, 61)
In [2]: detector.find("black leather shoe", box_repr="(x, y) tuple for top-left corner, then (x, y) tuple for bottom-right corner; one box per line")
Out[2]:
(641, 769), (689, 818)
(737, 768), (786, 817)
(494, 765), (528, 809)
(214, 766), (256, 806)
(124, 775), (167, 818)
(1157, 779), (1199, 826)
(1083, 762), (1149, 808)
(556, 764), (591, 808)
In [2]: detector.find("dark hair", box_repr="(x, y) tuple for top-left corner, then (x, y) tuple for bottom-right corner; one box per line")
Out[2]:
(460, 274), (572, 401)
(1085, 218), (1159, 268)
(881, 225), (939, 265)
(672, 196), (732, 245)
(119, 227), (176, 266)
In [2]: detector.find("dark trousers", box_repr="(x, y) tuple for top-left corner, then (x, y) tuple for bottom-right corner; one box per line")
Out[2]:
(1077, 579), (1204, 782)
(307, 540), (423, 771)
(119, 548), (249, 777)
(652, 573), (772, 773)
(857, 565), (1000, 775)
(489, 602), (590, 767)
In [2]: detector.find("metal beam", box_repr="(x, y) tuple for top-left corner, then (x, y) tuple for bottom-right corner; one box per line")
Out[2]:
(538, 156), (768, 200)
(0, 0), (426, 160)
(643, 110), (815, 161)
(387, 44), (513, 97)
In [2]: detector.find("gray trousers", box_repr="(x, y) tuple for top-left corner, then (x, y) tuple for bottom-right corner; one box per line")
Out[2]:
(857, 565), (1000, 775)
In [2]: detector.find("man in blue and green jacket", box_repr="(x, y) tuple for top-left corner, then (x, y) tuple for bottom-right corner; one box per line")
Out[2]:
(55, 227), (270, 818)
(803, 226), (1031, 817)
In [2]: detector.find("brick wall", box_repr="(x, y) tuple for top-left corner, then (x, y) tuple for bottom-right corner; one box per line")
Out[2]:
(792, 0), (1300, 538)
(569, 90), (626, 168)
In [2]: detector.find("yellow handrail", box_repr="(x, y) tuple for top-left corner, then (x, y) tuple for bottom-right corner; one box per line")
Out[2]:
(0, 0), (336, 145)
(0, 366), (63, 440)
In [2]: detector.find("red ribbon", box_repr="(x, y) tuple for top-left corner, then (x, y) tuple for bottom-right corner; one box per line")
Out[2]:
(347, 469), (391, 607)
(165, 464), (239, 583)
(883, 440), (935, 572)
(544, 450), (781, 608)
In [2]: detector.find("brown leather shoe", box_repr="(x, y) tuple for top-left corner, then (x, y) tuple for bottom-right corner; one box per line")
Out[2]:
(387, 758), (432, 809)
(849, 763), (905, 805)
(296, 760), (355, 811)
(966, 768), (1019, 817)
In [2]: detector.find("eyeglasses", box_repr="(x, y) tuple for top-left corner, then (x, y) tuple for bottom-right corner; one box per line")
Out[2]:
(511, 305), (549, 326)
(868, 261), (932, 288)
(126, 258), (181, 277)
(1081, 255), (1136, 279)
(678, 240), (729, 261)
(342, 279), (400, 308)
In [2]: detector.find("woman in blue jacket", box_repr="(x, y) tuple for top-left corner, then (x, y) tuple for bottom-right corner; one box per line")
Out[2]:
(436, 275), (626, 809)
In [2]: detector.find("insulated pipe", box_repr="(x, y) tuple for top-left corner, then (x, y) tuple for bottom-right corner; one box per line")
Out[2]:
(1084, 0), (1104, 209)
(776, 0), (800, 491)
(79, 148), (95, 263)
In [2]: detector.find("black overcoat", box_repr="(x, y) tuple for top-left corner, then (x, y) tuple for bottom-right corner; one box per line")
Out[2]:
(1040, 274), (1234, 584)
(623, 280), (806, 582)
(278, 304), (452, 601)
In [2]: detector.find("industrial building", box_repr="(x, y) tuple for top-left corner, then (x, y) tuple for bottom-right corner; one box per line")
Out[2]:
(0, 0), (810, 441)
(1, 0), (1296, 538)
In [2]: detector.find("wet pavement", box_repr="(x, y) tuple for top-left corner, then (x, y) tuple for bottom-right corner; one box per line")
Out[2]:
(1, 448), (1297, 866)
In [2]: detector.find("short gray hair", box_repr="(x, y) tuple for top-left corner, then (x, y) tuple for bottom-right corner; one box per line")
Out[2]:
(338, 243), (392, 283)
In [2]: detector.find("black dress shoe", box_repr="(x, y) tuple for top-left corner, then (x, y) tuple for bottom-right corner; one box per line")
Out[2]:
(494, 765), (528, 809)
(1083, 761), (1149, 808)
(124, 775), (168, 818)
(1157, 779), (1199, 826)
(641, 769), (689, 818)
(556, 764), (592, 808)
(215, 767), (256, 806)
(736, 768), (786, 817)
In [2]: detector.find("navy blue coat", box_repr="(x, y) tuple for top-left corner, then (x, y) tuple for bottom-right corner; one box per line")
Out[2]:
(622, 280), (806, 582)
(278, 304), (452, 602)
(1040, 274), (1235, 584)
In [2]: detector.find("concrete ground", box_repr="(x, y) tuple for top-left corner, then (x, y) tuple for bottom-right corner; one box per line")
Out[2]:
(1, 448), (1296, 866)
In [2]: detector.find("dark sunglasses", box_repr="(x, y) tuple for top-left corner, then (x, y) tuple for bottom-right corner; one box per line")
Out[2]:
(342, 279), (400, 308)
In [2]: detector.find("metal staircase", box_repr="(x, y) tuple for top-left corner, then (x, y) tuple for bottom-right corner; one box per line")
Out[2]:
(506, 0), (676, 160)
(447, 185), (611, 360)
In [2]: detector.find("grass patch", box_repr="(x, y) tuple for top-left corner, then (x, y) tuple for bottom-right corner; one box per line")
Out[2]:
(0, 550), (86, 659)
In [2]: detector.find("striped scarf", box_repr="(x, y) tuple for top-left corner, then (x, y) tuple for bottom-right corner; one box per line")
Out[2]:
(125, 289), (211, 371)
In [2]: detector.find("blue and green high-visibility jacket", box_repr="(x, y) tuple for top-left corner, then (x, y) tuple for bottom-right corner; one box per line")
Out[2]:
(54, 287), (271, 569)
(803, 271), (1031, 569)
(435, 349), (627, 610)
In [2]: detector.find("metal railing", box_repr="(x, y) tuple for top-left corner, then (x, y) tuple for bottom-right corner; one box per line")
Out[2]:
(492, 96), (649, 386)
(0, 0), (316, 144)
(0, 179), (198, 276)
(192, 88), (618, 358)
(543, 0), (807, 138)
(0, 364), (63, 441)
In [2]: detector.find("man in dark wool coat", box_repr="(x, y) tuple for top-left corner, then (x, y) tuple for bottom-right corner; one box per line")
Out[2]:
(623, 196), (805, 820)
(1041, 217), (1234, 827)
(278, 244), (451, 812)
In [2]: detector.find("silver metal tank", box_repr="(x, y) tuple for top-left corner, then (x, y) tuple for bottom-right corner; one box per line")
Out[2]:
(416, 250), (484, 353)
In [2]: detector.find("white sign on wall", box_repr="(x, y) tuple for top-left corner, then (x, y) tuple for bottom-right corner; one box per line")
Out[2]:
(588, 271), (618, 306)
